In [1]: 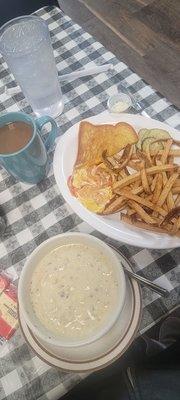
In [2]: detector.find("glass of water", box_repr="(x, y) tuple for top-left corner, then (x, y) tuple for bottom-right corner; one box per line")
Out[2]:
(0, 16), (64, 117)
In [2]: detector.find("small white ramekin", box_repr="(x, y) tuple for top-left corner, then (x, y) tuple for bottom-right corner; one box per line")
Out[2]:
(107, 93), (132, 113)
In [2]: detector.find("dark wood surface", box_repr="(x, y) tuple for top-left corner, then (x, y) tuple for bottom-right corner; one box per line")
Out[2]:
(0, 0), (58, 25)
(58, 0), (180, 109)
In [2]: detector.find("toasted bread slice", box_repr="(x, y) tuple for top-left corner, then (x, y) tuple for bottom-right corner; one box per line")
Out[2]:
(75, 121), (138, 166)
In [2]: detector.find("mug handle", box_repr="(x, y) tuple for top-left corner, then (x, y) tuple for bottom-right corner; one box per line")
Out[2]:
(35, 116), (58, 152)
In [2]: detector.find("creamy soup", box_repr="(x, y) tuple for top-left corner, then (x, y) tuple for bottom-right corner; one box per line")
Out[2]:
(30, 243), (119, 340)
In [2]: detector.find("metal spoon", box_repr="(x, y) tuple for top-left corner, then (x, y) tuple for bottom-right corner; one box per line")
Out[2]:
(108, 244), (169, 296)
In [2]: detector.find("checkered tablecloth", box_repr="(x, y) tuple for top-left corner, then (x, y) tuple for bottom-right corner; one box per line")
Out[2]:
(0, 5), (179, 400)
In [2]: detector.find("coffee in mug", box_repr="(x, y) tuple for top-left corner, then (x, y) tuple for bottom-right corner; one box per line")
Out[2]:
(0, 112), (57, 184)
(0, 121), (32, 154)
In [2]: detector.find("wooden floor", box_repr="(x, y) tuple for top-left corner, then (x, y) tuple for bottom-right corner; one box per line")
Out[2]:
(58, 0), (180, 109)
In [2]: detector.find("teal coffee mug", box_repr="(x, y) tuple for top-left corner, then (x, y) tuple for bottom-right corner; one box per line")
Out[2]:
(0, 112), (58, 184)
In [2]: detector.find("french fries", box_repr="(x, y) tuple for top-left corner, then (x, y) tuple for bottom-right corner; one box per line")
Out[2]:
(141, 168), (151, 194)
(156, 173), (179, 207)
(121, 214), (180, 237)
(103, 196), (126, 215)
(160, 207), (180, 226)
(175, 195), (180, 206)
(113, 164), (178, 190)
(102, 145), (133, 172)
(128, 200), (156, 224)
(151, 175), (158, 192)
(103, 134), (180, 237)
(152, 173), (163, 204)
(116, 189), (166, 217)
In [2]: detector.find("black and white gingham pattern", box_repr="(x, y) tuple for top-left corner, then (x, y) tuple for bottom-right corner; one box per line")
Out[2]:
(0, 6), (180, 400)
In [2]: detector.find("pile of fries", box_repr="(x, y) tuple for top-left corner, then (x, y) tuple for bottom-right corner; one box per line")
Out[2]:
(103, 138), (180, 237)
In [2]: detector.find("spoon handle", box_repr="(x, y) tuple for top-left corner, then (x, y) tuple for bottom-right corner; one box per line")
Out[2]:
(108, 244), (169, 297)
(124, 268), (169, 296)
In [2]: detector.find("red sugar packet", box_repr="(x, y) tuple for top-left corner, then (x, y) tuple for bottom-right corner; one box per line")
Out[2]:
(0, 283), (18, 340)
(0, 274), (10, 294)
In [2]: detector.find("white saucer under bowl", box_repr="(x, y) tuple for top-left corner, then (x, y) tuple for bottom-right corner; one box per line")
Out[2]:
(19, 249), (142, 372)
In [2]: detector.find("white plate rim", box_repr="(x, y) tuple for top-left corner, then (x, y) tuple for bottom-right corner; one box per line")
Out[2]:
(53, 111), (180, 249)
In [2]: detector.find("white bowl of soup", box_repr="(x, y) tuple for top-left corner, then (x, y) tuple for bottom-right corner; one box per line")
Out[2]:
(18, 233), (126, 348)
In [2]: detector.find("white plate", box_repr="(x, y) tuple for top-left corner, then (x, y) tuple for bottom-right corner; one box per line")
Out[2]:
(53, 111), (180, 249)
(19, 249), (142, 372)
